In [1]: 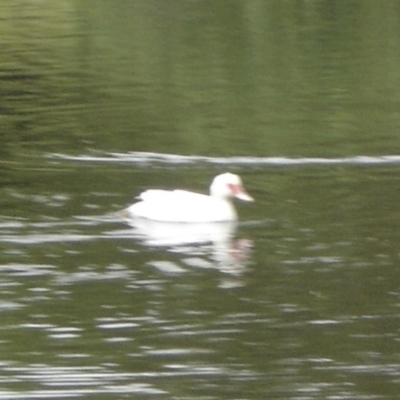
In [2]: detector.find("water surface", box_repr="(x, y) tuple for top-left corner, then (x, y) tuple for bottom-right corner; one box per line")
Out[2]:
(1, 1), (400, 399)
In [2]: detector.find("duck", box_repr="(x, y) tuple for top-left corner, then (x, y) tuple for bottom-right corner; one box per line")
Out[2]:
(124, 172), (253, 223)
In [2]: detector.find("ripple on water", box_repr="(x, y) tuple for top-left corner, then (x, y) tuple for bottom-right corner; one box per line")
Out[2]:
(48, 151), (400, 167)
(0, 301), (24, 311)
(0, 264), (56, 277)
(0, 363), (167, 398)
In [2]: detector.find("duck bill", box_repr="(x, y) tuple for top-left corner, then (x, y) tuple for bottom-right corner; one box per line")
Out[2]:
(235, 189), (254, 202)
(228, 183), (254, 202)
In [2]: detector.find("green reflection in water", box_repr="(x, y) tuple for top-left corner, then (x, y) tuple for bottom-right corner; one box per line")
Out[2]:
(1, 1), (400, 158)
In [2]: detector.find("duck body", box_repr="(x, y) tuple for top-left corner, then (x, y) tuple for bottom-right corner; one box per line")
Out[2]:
(125, 173), (253, 223)
(128, 190), (237, 222)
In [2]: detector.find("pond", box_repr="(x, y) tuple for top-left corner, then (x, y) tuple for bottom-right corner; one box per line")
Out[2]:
(1, 1), (400, 399)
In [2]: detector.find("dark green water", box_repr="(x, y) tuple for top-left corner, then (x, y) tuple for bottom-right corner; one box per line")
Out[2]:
(1, 1), (400, 399)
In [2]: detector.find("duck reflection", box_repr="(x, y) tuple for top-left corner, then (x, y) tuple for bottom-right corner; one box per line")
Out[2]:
(121, 215), (253, 287)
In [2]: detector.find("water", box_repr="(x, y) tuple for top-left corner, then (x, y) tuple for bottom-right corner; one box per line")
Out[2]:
(1, 1), (400, 399)
(1, 156), (399, 399)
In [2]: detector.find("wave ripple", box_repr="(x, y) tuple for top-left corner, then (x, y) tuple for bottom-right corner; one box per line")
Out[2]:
(48, 152), (400, 167)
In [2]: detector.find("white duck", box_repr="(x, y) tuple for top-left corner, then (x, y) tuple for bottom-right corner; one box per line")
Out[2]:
(125, 172), (253, 223)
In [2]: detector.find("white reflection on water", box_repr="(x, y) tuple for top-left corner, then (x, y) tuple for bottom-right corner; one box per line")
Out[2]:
(0, 233), (93, 244)
(49, 151), (400, 167)
(0, 264), (56, 277)
(123, 218), (236, 247)
(119, 216), (253, 286)
(0, 359), (257, 398)
(0, 364), (167, 398)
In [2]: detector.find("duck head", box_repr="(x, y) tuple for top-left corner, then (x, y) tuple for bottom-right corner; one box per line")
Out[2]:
(210, 173), (254, 202)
